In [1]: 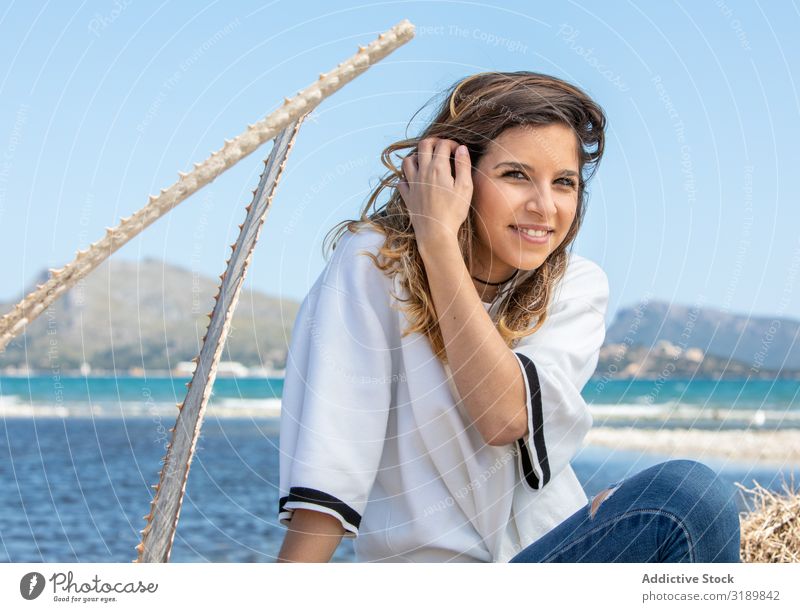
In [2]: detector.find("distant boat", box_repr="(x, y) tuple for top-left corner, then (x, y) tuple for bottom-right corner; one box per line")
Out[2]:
(173, 360), (284, 378)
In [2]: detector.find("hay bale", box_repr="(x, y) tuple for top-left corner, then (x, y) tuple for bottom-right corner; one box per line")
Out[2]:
(736, 479), (800, 563)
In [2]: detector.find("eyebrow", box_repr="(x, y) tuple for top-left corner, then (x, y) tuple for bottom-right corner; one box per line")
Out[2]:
(494, 161), (579, 177)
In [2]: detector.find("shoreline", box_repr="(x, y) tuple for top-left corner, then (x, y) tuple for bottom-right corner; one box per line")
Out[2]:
(586, 427), (800, 467)
(2, 400), (798, 468)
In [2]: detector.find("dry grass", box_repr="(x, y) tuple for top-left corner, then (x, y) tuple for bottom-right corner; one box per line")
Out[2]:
(737, 479), (800, 563)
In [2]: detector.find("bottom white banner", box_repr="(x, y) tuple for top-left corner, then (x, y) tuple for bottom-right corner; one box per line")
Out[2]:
(1, 563), (798, 611)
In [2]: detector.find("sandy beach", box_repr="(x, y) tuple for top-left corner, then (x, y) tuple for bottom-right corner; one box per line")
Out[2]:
(586, 427), (800, 466)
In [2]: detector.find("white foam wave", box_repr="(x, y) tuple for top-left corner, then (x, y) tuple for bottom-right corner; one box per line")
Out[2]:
(0, 398), (282, 419)
(590, 402), (800, 427)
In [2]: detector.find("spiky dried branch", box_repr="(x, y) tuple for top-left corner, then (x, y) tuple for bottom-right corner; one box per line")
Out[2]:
(0, 19), (415, 352)
(135, 117), (303, 562)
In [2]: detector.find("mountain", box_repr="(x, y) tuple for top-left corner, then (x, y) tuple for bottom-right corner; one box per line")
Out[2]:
(2, 268), (798, 379)
(0, 258), (300, 372)
(603, 299), (800, 378)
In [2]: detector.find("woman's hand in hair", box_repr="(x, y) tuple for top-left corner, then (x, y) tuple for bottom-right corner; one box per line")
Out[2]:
(397, 137), (473, 248)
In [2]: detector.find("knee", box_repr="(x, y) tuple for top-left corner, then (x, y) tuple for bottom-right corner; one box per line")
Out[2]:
(649, 460), (739, 524)
(649, 459), (721, 497)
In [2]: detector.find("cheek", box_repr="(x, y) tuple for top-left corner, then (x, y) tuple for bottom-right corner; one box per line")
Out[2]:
(470, 182), (493, 227)
(472, 181), (514, 225)
(557, 196), (579, 224)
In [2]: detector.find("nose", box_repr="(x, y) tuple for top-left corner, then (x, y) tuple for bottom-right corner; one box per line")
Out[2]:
(525, 181), (558, 220)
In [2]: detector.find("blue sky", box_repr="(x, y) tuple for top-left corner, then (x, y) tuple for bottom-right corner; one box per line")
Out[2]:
(0, 0), (798, 324)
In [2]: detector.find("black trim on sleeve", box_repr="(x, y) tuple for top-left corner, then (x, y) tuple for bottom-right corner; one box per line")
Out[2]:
(279, 487), (362, 529)
(517, 436), (539, 489)
(514, 351), (551, 489)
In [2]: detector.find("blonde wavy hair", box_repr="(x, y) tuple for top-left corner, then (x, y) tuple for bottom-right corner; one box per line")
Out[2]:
(322, 70), (606, 365)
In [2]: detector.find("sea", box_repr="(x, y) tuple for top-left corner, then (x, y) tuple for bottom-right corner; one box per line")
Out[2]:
(0, 375), (797, 563)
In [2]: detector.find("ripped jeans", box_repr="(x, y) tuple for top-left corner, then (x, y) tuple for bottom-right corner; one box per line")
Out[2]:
(509, 460), (741, 563)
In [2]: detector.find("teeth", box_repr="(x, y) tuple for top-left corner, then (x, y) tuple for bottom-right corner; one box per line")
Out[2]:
(515, 227), (550, 237)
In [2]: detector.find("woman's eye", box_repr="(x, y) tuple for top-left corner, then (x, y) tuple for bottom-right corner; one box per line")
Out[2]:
(503, 171), (577, 189)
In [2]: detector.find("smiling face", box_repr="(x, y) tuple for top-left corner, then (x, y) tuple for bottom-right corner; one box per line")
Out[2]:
(469, 123), (581, 284)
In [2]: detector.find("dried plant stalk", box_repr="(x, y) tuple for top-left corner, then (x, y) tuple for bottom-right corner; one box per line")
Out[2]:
(135, 118), (303, 562)
(0, 19), (415, 352)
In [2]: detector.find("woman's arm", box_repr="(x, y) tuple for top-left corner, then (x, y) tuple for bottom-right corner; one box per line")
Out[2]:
(277, 230), (395, 560)
(397, 137), (527, 446)
(276, 508), (346, 562)
(419, 237), (528, 446)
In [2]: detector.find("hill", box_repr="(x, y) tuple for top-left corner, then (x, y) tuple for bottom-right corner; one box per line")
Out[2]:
(0, 258), (300, 372)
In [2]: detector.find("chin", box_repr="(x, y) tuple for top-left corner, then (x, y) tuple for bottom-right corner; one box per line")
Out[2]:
(513, 250), (546, 267)
(520, 261), (544, 272)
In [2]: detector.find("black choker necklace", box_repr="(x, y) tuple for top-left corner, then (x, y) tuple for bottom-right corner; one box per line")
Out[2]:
(471, 269), (519, 287)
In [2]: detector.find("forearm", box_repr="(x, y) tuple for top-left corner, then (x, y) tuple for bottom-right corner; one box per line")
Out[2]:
(418, 236), (527, 446)
(276, 508), (346, 562)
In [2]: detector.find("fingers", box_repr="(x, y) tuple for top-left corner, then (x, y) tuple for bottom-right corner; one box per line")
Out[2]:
(396, 176), (409, 202)
(401, 137), (470, 195)
(401, 153), (418, 182)
(454, 144), (472, 192)
(414, 137), (462, 176)
(416, 137), (434, 170)
(431, 138), (458, 178)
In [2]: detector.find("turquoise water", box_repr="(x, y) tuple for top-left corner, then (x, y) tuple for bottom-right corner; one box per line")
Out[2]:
(0, 375), (283, 405)
(585, 378), (800, 429)
(1, 376), (797, 428)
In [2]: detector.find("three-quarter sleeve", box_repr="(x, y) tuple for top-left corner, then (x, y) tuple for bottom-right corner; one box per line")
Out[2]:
(511, 257), (609, 492)
(278, 230), (394, 537)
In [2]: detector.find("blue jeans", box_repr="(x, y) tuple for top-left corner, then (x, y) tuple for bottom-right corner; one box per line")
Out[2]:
(509, 460), (741, 562)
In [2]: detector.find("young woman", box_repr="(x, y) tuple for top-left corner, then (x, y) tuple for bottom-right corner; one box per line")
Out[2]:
(276, 71), (741, 563)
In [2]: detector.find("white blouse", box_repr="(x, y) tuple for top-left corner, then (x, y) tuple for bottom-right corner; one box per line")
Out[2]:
(278, 226), (610, 562)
